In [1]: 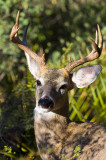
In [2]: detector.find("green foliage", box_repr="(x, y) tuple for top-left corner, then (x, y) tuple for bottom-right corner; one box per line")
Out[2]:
(0, 0), (106, 80)
(69, 73), (106, 124)
(73, 145), (81, 159)
(0, 146), (16, 159)
(59, 145), (81, 159)
(0, 0), (106, 159)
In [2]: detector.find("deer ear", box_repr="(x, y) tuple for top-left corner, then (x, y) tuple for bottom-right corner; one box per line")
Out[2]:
(25, 52), (40, 79)
(69, 65), (102, 89)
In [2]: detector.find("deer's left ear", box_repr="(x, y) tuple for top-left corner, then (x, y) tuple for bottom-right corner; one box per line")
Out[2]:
(69, 65), (102, 89)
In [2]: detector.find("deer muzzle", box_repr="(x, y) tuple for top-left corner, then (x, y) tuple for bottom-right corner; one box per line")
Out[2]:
(38, 96), (54, 109)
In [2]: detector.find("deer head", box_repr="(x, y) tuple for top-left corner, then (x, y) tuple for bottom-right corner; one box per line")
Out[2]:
(10, 11), (103, 115)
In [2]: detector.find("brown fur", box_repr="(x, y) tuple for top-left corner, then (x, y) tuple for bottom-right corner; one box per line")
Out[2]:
(34, 111), (106, 160)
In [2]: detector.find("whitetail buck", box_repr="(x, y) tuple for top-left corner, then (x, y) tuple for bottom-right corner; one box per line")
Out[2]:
(10, 11), (106, 160)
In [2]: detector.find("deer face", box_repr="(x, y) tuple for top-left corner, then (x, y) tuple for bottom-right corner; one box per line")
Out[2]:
(34, 64), (102, 113)
(35, 67), (70, 113)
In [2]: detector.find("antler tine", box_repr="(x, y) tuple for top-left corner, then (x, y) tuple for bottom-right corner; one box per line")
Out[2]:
(65, 25), (103, 72)
(10, 11), (45, 66)
(95, 30), (98, 44)
(97, 24), (103, 49)
(16, 10), (20, 25)
(23, 23), (30, 46)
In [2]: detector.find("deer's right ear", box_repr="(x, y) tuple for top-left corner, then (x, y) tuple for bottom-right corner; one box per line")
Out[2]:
(25, 52), (40, 79)
(69, 65), (102, 89)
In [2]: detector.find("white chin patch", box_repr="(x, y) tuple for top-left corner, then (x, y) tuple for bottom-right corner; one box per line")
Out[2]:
(35, 105), (51, 113)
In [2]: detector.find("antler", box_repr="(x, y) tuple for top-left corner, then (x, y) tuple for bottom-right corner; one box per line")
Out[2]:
(10, 11), (45, 66)
(65, 25), (103, 72)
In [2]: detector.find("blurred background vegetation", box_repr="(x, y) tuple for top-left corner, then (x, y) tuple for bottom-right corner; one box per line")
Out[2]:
(0, 0), (106, 159)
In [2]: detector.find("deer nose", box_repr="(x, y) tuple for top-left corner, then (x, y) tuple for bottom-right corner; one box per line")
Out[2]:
(38, 96), (54, 109)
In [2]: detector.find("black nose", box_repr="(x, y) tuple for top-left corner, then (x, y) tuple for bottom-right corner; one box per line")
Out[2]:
(38, 97), (54, 109)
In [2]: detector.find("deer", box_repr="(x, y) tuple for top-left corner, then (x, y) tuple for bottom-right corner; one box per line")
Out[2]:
(10, 11), (106, 160)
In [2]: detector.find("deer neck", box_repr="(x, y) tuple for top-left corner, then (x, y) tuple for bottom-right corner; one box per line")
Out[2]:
(34, 95), (69, 157)
(34, 111), (69, 133)
(34, 94), (69, 132)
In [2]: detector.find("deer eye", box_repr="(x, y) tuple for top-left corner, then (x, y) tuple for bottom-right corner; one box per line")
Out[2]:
(59, 84), (67, 90)
(36, 80), (42, 87)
